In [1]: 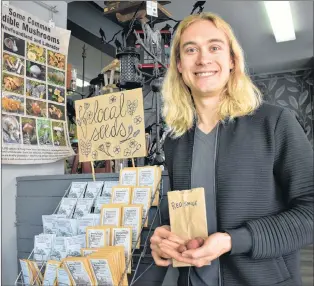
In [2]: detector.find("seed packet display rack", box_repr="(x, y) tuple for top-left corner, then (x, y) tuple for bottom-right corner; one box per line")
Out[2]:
(15, 186), (72, 286)
(15, 175), (164, 286)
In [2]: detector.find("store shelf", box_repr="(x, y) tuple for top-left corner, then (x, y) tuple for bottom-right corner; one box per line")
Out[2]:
(15, 172), (170, 286)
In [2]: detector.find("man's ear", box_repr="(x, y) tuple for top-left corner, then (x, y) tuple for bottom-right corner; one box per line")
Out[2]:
(177, 60), (182, 73)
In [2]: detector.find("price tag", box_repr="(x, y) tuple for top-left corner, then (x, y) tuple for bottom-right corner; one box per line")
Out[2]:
(49, 19), (55, 28)
(146, 1), (158, 17)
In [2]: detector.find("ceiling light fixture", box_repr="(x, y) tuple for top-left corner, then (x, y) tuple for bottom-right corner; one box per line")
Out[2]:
(264, 1), (296, 43)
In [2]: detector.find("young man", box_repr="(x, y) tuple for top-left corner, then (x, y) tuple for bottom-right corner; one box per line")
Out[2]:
(150, 12), (313, 286)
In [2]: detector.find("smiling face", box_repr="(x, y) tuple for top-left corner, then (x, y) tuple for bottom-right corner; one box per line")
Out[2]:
(177, 20), (234, 99)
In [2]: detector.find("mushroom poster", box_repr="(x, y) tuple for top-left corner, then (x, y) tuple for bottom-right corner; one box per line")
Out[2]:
(1, 4), (75, 164)
(75, 88), (146, 162)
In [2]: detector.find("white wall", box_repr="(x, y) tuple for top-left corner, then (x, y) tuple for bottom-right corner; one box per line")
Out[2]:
(1, 2), (68, 285)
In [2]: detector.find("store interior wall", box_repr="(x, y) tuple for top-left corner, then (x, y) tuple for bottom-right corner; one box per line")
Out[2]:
(67, 1), (122, 41)
(1, 2), (68, 285)
(252, 69), (314, 147)
(66, 1), (123, 96)
(67, 35), (114, 96)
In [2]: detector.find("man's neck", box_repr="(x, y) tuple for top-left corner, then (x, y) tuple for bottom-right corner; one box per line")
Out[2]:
(193, 94), (220, 134)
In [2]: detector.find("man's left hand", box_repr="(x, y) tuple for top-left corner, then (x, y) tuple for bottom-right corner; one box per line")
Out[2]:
(159, 232), (232, 268)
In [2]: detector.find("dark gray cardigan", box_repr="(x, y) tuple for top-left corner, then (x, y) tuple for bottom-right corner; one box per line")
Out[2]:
(162, 103), (313, 286)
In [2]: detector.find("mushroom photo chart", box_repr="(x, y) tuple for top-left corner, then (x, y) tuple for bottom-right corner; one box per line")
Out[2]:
(1, 4), (75, 164)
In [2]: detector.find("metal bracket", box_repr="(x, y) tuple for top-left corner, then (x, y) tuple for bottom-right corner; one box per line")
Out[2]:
(34, 1), (58, 13)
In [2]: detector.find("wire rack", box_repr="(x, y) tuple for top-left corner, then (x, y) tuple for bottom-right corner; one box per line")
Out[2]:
(121, 177), (164, 286)
(15, 186), (72, 286)
(16, 251), (50, 285)
(15, 176), (165, 286)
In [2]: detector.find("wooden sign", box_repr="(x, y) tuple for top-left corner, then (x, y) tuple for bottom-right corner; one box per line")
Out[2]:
(75, 89), (146, 162)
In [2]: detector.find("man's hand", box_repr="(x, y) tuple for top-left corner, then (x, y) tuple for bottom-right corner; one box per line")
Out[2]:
(150, 225), (187, 267)
(159, 232), (232, 268)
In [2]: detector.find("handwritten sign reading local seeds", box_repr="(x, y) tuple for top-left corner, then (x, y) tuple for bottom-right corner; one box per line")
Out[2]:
(75, 88), (146, 162)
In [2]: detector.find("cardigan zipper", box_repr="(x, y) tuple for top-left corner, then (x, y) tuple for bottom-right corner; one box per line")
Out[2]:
(214, 124), (222, 286)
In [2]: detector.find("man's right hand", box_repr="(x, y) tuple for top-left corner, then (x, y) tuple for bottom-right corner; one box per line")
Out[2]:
(150, 225), (186, 267)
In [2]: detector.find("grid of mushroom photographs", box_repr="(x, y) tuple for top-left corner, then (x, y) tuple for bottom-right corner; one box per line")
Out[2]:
(2, 31), (68, 147)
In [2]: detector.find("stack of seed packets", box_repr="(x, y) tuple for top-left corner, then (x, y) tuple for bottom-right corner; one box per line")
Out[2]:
(93, 180), (120, 212)
(110, 186), (151, 228)
(121, 204), (143, 249)
(100, 204), (124, 227)
(131, 186), (152, 227)
(119, 166), (162, 206)
(81, 227), (133, 274)
(111, 227), (132, 274)
(67, 182), (87, 198)
(63, 246), (128, 286)
(119, 167), (137, 186)
(87, 246), (128, 286)
(86, 226), (111, 248)
(111, 186), (132, 204)
(137, 166), (162, 206)
(72, 181), (105, 219)
(81, 248), (100, 257)
(42, 214), (66, 234)
(20, 259), (33, 285)
(42, 260), (60, 286)
(48, 234), (86, 261)
(33, 233), (56, 262)
(50, 237), (67, 261)
(64, 234), (86, 257)
(56, 218), (78, 237)
(39, 215), (92, 262)
(99, 203), (143, 250)
(113, 166), (157, 227)
(72, 197), (94, 219)
(77, 213), (101, 235)
(19, 259), (43, 286)
(56, 182), (88, 218)
(93, 196), (109, 215)
(57, 197), (77, 218)
(62, 257), (95, 285)
(84, 181), (104, 199)
(19, 259), (33, 285)
(57, 265), (72, 285)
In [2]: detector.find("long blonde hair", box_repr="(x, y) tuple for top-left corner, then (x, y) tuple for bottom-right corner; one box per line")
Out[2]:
(162, 12), (263, 138)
